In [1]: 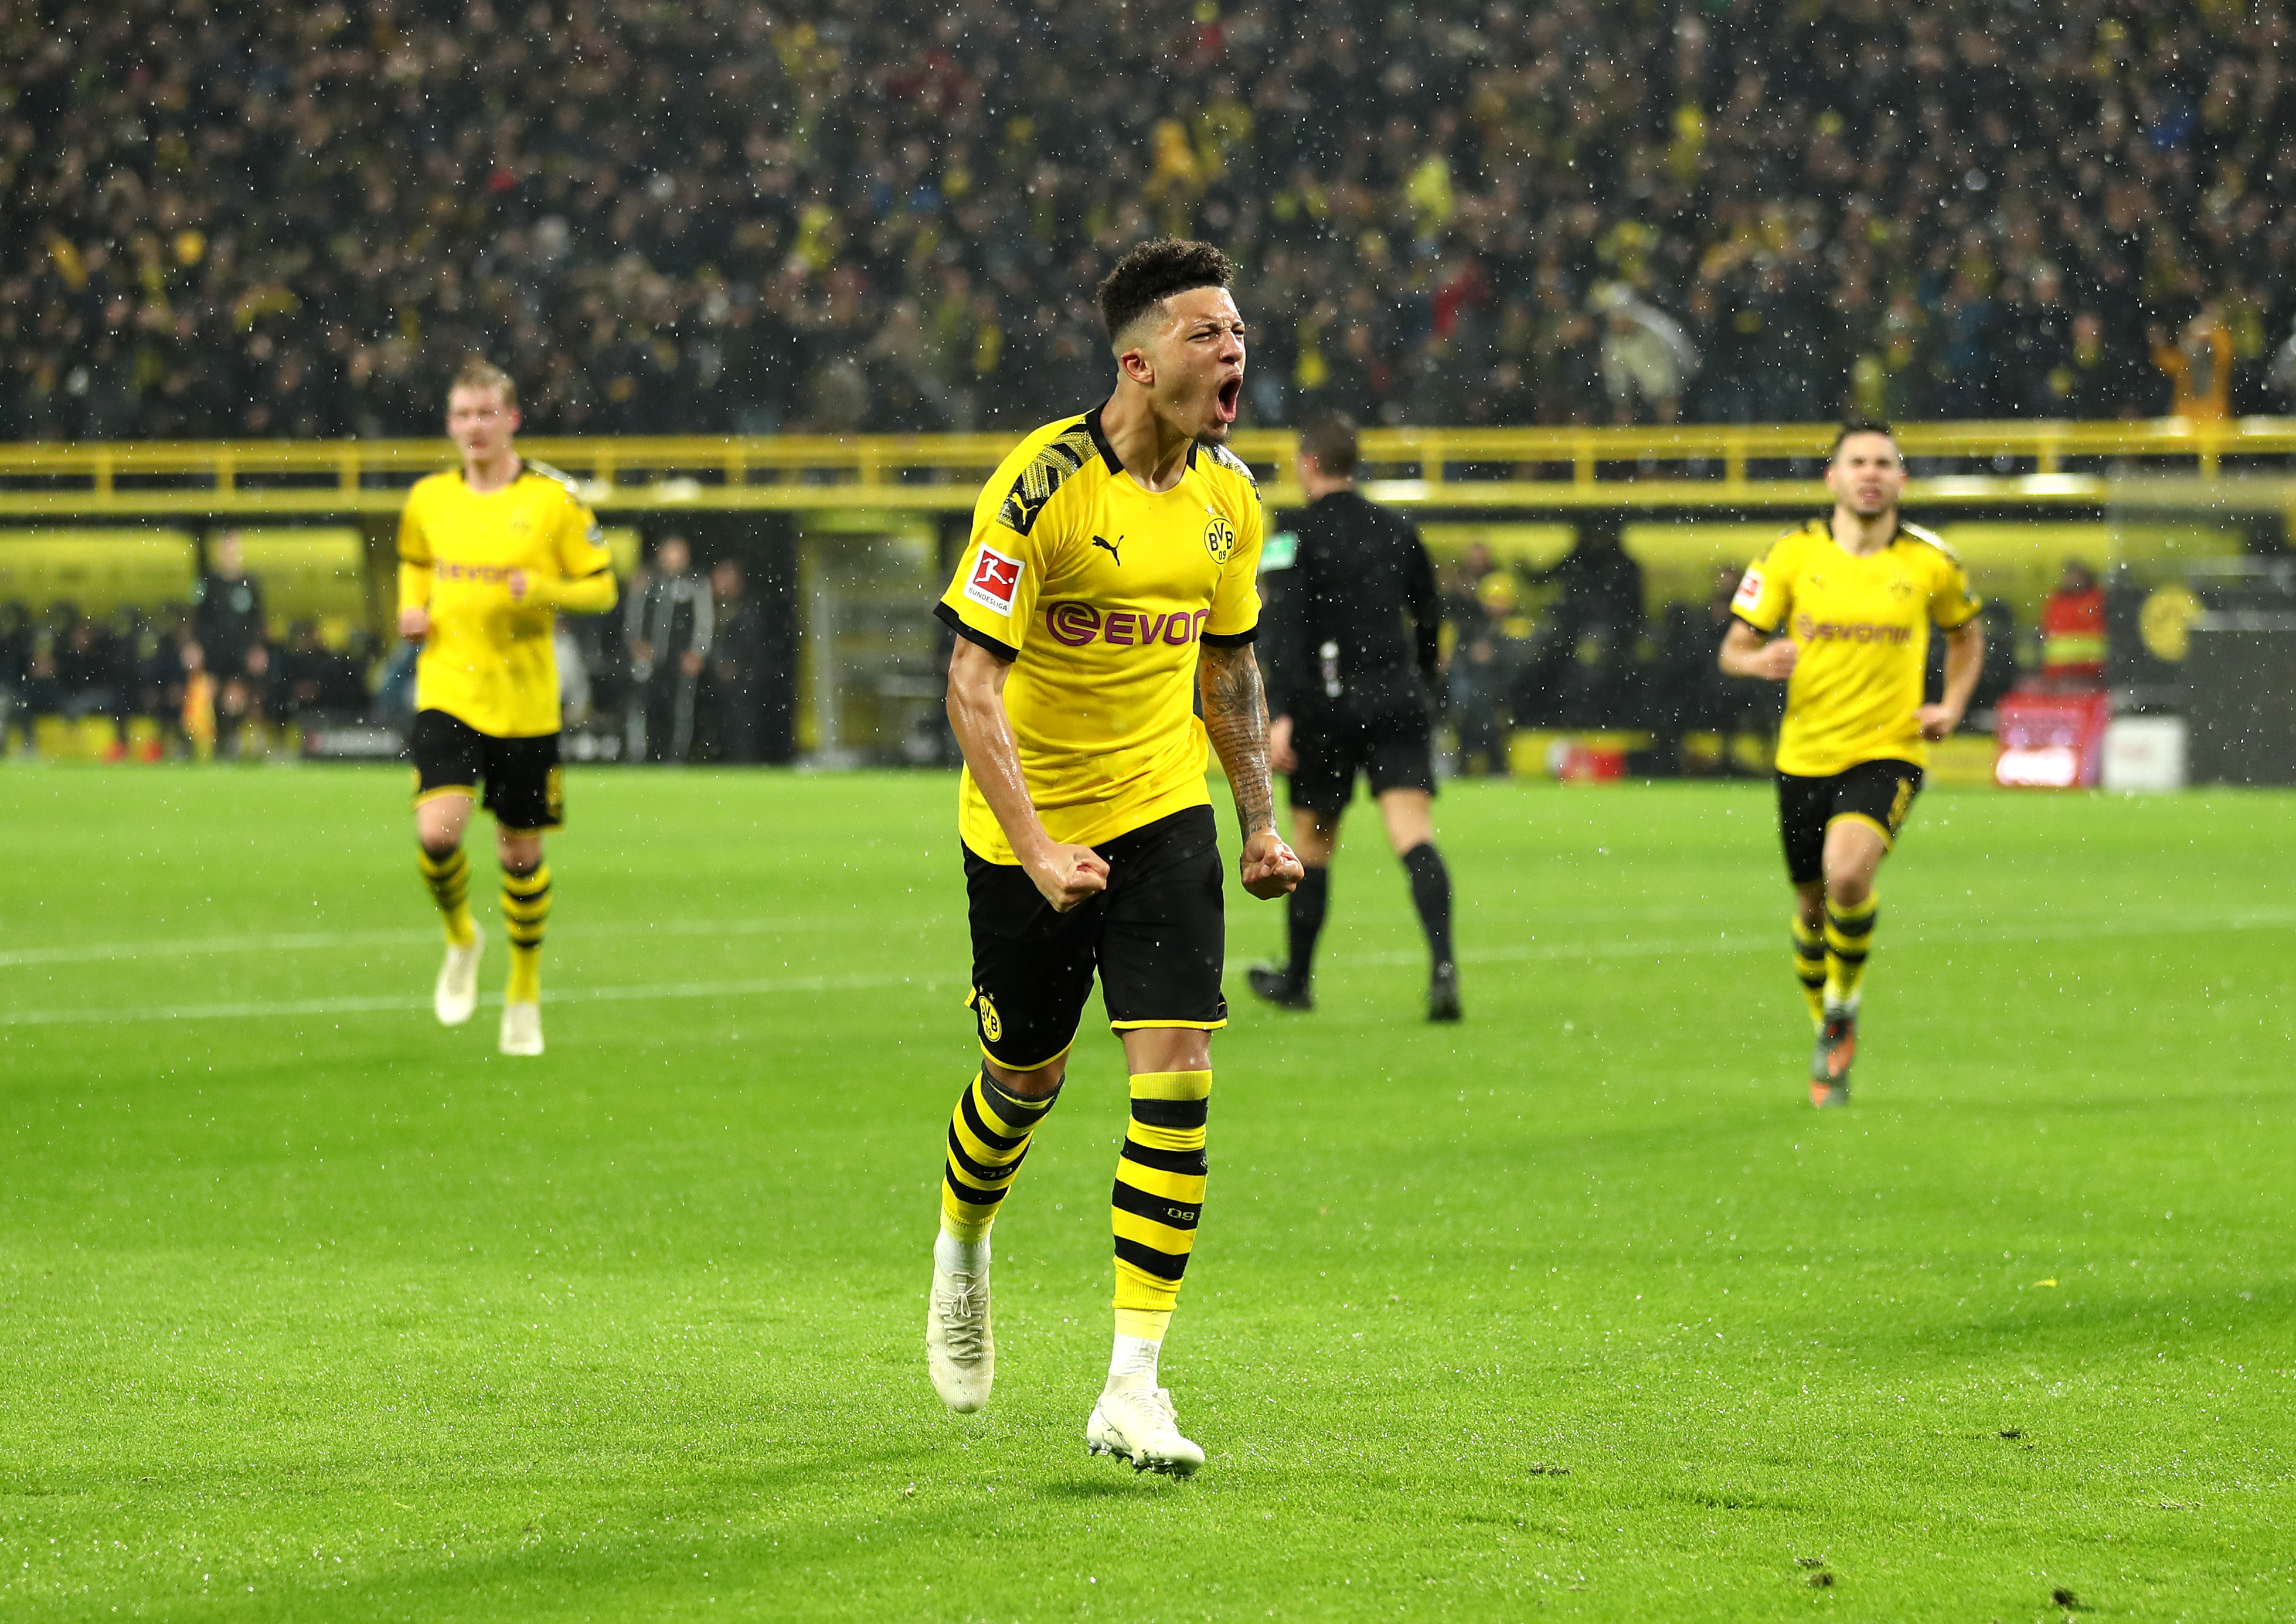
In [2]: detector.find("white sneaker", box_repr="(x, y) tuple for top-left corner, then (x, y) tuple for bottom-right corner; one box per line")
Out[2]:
(434, 937), (482, 1026)
(1087, 1383), (1205, 1477)
(925, 1263), (993, 1412)
(498, 1000), (543, 1056)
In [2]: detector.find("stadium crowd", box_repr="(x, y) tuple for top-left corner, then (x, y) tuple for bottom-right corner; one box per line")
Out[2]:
(8, 0), (2296, 443)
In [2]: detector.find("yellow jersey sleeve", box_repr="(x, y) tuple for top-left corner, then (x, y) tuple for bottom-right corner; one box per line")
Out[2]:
(396, 486), (434, 611)
(1202, 472), (1264, 642)
(539, 480), (617, 614)
(1929, 548), (1982, 629)
(1730, 531), (1800, 633)
(940, 435), (1075, 659)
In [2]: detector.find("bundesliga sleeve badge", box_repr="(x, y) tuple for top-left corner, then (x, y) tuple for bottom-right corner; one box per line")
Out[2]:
(964, 544), (1025, 615)
(1732, 565), (1767, 613)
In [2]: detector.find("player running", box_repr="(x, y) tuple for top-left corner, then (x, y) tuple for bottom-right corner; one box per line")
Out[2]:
(923, 240), (1302, 1476)
(397, 359), (617, 1056)
(1719, 416), (1983, 1107)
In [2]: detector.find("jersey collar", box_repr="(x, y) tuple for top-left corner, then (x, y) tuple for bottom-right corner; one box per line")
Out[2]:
(1084, 404), (1206, 477)
(1083, 407), (1124, 474)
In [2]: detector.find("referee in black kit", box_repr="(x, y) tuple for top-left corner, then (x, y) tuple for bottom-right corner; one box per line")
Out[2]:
(1247, 414), (1461, 1022)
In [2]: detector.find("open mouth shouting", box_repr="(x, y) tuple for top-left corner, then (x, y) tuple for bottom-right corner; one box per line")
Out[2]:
(1212, 372), (1243, 430)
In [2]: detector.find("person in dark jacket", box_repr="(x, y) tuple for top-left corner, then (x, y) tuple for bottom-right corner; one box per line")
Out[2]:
(623, 534), (713, 762)
(1248, 414), (1460, 1020)
(700, 557), (767, 763)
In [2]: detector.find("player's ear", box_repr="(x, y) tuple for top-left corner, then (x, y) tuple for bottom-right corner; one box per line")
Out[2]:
(1117, 342), (1156, 389)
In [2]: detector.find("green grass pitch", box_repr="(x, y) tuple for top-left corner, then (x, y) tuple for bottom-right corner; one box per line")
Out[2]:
(2, 766), (2291, 1621)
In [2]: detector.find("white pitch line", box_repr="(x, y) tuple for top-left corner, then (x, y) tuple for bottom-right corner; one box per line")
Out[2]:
(1, 908), (2287, 1030)
(0, 970), (964, 1029)
(0, 912), (948, 971)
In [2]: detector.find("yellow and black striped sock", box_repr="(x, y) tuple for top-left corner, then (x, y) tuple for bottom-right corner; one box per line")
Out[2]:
(502, 862), (552, 1003)
(940, 1070), (1060, 1241)
(1824, 896), (1878, 1013)
(1111, 1070), (1212, 1342)
(417, 845), (476, 948)
(1791, 915), (1828, 1028)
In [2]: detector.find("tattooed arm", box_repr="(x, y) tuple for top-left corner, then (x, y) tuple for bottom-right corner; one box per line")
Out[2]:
(1199, 641), (1304, 900)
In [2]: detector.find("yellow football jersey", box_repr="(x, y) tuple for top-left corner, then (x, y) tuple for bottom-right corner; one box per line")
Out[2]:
(1732, 518), (1981, 777)
(396, 461), (615, 738)
(936, 408), (1264, 862)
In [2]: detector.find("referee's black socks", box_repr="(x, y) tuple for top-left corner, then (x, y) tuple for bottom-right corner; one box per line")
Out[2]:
(1402, 842), (1455, 971)
(1285, 865), (1330, 983)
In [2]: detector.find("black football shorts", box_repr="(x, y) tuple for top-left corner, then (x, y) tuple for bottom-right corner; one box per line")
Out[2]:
(1775, 758), (1922, 887)
(1288, 697), (1437, 815)
(409, 709), (564, 831)
(963, 805), (1227, 1071)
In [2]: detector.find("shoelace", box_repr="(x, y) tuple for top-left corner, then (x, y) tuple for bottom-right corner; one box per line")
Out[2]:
(935, 1278), (987, 1360)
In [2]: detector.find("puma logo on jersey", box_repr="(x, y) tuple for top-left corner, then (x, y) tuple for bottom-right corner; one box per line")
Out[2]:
(1091, 534), (1123, 566)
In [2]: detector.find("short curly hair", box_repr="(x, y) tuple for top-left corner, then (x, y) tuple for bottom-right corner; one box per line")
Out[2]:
(1097, 239), (1236, 344)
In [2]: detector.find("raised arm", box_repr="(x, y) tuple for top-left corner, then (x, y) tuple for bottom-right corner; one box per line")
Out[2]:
(944, 636), (1107, 911)
(1198, 641), (1303, 900)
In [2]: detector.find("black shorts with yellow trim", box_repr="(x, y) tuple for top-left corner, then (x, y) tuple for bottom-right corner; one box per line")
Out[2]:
(1775, 757), (1923, 887)
(962, 805), (1226, 1071)
(409, 709), (564, 832)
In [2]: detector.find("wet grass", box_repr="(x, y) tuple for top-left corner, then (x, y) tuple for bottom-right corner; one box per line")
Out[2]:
(1, 767), (2291, 1620)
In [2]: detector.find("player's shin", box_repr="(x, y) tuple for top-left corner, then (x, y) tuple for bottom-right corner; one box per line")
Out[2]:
(938, 1070), (1060, 1271)
(1792, 915), (1828, 1027)
(502, 862), (552, 1001)
(1286, 868), (1329, 983)
(1109, 1070), (1211, 1389)
(418, 843), (476, 948)
(1823, 895), (1877, 1013)
(1401, 842), (1454, 968)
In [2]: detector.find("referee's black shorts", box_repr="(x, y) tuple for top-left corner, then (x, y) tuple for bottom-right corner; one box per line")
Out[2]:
(1775, 758), (1922, 888)
(1288, 692), (1437, 816)
(963, 805), (1226, 1071)
(409, 709), (564, 831)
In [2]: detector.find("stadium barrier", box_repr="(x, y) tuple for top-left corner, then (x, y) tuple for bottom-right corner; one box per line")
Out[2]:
(4, 423), (2289, 771)
(3, 420), (2296, 518)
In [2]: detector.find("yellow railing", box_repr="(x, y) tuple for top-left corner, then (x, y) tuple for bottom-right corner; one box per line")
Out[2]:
(0, 419), (2291, 518)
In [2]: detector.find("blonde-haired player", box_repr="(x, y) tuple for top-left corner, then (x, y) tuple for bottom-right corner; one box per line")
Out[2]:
(397, 359), (617, 1055)
(1720, 417), (1983, 1106)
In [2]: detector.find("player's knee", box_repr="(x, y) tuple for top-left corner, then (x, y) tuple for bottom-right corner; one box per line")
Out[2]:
(1825, 869), (1873, 910)
(987, 1058), (1064, 1098)
(419, 837), (461, 862)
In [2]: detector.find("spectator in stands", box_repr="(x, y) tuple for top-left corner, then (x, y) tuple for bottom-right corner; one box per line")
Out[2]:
(702, 557), (767, 764)
(1597, 287), (1699, 425)
(1520, 527), (1647, 726)
(1440, 543), (1509, 775)
(12, 4), (2296, 440)
(2152, 310), (2237, 421)
(623, 534), (712, 763)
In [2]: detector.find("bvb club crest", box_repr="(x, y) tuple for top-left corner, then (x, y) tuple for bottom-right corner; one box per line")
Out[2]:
(974, 990), (1002, 1043)
(1203, 513), (1237, 563)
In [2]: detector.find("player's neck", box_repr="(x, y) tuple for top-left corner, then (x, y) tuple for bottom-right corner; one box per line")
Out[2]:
(1097, 389), (1194, 494)
(462, 447), (522, 495)
(1829, 505), (1897, 557)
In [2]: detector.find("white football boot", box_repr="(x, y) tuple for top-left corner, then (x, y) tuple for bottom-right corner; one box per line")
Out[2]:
(498, 1000), (543, 1056)
(1087, 1383), (1205, 1477)
(925, 1262), (994, 1412)
(434, 936), (482, 1026)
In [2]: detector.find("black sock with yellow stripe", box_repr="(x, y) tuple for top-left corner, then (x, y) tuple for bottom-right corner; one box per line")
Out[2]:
(940, 1071), (1060, 1242)
(502, 862), (552, 1003)
(418, 844), (476, 948)
(1824, 895), (1877, 1013)
(1111, 1070), (1212, 1343)
(1791, 914), (1828, 1028)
